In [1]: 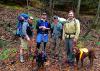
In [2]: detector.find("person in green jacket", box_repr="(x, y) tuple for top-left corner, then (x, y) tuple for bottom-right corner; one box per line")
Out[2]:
(51, 16), (62, 61)
(62, 10), (80, 65)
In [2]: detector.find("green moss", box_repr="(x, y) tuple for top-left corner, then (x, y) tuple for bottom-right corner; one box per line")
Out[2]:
(0, 48), (10, 60)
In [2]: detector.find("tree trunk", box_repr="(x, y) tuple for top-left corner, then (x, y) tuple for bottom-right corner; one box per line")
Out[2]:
(49, 0), (53, 23)
(94, 0), (100, 26)
(76, 0), (81, 17)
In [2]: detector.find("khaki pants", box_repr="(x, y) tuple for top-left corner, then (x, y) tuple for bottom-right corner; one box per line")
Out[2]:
(20, 38), (28, 50)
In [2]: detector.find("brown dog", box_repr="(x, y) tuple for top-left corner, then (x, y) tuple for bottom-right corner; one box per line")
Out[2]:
(73, 47), (96, 67)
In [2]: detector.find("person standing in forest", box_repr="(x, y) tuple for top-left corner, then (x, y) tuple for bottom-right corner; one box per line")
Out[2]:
(35, 12), (51, 61)
(16, 14), (34, 62)
(62, 10), (80, 65)
(26, 16), (34, 56)
(50, 16), (63, 61)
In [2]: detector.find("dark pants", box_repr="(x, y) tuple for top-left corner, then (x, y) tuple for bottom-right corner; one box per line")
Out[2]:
(65, 38), (75, 63)
(51, 35), (62, 61)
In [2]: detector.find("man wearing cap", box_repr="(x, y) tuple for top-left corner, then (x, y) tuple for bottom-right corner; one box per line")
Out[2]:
(35, 13), (50, 60)
(26, 16), (34, 56)
(19, 16), (34, 62)
(63, 10), (80, 65)
(51, 16), (62, 61)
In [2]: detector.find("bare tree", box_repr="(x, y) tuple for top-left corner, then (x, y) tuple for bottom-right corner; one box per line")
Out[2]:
(94, 0), (100, 26)
(76, 0), (81, 17)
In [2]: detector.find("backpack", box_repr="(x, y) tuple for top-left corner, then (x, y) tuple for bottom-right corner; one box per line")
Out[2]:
(16, 21), (23, 37)
(16, 13), (29, 37)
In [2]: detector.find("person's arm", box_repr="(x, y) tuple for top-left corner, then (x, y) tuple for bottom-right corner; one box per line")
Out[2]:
(22, 22), (30, 41)
(60, 23), (63, 39)
(43, 22), (51, 30)
(62, 24), (65, 40)
(74, 20), (80, 40)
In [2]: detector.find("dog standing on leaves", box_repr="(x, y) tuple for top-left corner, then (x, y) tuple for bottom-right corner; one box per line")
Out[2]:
(73, 47), (96, 67)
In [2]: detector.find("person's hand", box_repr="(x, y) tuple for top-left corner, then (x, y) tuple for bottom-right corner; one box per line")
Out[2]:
(73, 38), (77, 46)
(42, 26), (46, 31)
(73, 38), (77, 43)
(62, 39), (65, 43)
(26, 35), (30, 41)
(39, 26), (43, 29)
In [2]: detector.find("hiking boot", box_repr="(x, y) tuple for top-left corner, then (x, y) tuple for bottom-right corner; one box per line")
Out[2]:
(68, 62), (75, 66)
(20, 55), (24, 63)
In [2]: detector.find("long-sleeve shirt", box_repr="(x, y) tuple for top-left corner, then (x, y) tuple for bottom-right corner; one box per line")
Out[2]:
(63, 18), (80, 40)
(22, 21), (29, 37)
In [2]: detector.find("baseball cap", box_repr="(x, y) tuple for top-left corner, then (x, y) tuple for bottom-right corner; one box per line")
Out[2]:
(42, 12), (47, 15)
(29, 16), (34, 20)
(53, 16), (58, 19)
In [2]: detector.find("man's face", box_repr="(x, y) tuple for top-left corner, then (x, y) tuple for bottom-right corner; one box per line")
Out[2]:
(28, 19), (33, 24)
(68, 12), (74, 19)
(53, 18), (58, 24)
(41, 14), (47, 20)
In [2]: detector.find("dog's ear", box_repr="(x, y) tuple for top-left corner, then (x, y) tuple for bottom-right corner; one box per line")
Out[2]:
(73, 47), (80, 54)
(73, 47), (77, 53)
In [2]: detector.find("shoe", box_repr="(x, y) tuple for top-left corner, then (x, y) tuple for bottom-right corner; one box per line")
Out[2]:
(20, 59), (24, 63)
(68, 62), (74, 66)
(42, 51), (47, 62)
(20, 55), (24, 63)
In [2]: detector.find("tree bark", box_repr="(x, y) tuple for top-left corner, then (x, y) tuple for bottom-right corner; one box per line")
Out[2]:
(76, 0), (81, 17)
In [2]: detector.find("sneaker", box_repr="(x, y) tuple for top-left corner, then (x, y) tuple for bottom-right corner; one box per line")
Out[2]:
(20, 59), (24, 63)
(20, 55), (24, 63)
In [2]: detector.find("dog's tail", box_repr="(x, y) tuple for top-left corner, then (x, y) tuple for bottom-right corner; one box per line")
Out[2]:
(89, 48), (96, 59)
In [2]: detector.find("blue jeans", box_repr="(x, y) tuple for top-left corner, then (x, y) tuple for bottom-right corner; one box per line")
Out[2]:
(65, 38), (75, 63)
